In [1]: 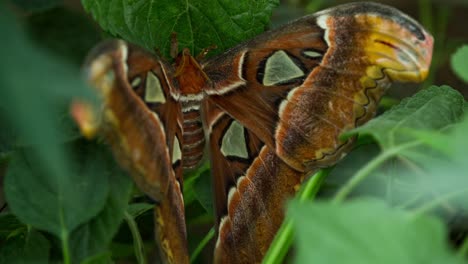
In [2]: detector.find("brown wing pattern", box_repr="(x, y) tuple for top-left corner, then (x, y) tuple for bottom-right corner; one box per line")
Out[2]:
(203, 2), (433, 172)
(204, 101), (308, 263)
(202, 20), (327, 156)
(202, 2), (433, 263)
(74, 40), (188, 264)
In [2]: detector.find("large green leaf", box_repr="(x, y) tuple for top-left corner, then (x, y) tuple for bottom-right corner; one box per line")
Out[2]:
(451, 45), (468, 83)
(4, 141), (109, 238)
(0, 5), (112, 255)
(289, 199), (464, 264)
(0, 3), (95, 175)
(81, 0), (279, 57)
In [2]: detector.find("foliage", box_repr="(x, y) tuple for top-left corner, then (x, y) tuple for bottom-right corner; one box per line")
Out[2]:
(452, 45), (468, 83)
(0, 2), (131, 263)
(1, 0), (468, 263)
(289, 199), (464, 264)
(81, 0), (278, 58)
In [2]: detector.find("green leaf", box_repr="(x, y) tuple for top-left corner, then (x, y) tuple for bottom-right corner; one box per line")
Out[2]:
(0, 12), (112, 263)
(333, 86), (468, 209)
(0, 229), (50, 264)
(447, 115), (468, 159)
(0, 3), (95, 177)
(69, 147), (133, 263)
(335, 86), (465, 202)
(0, 8), (115, 262)
(406, 109), (468, 214)
(289, 199), (464, 264)
(4, 141), (109, 239)
(451, 45), (468, 83)
(81, 0), (279, 58)
(348, 86), (465, 151)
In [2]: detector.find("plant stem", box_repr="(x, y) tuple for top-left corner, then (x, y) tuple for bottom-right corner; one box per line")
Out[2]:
(61, 231), (71, 264)
(190, 227), (215, 263)
(59, 210), (71, 264)
(299, 168), (332, 202)
(333, 142), (419, 203)
(124, 211), (146, 264)
(262, 168), (331, 264)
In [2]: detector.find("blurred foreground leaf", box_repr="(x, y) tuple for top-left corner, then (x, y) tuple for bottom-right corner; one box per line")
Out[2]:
(0, 3), (95, 171)
(289, 199), (464, 264)
(0, 6), (117, 262)
(1, 2), (99, 240)
(451, 45), (468, 83)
